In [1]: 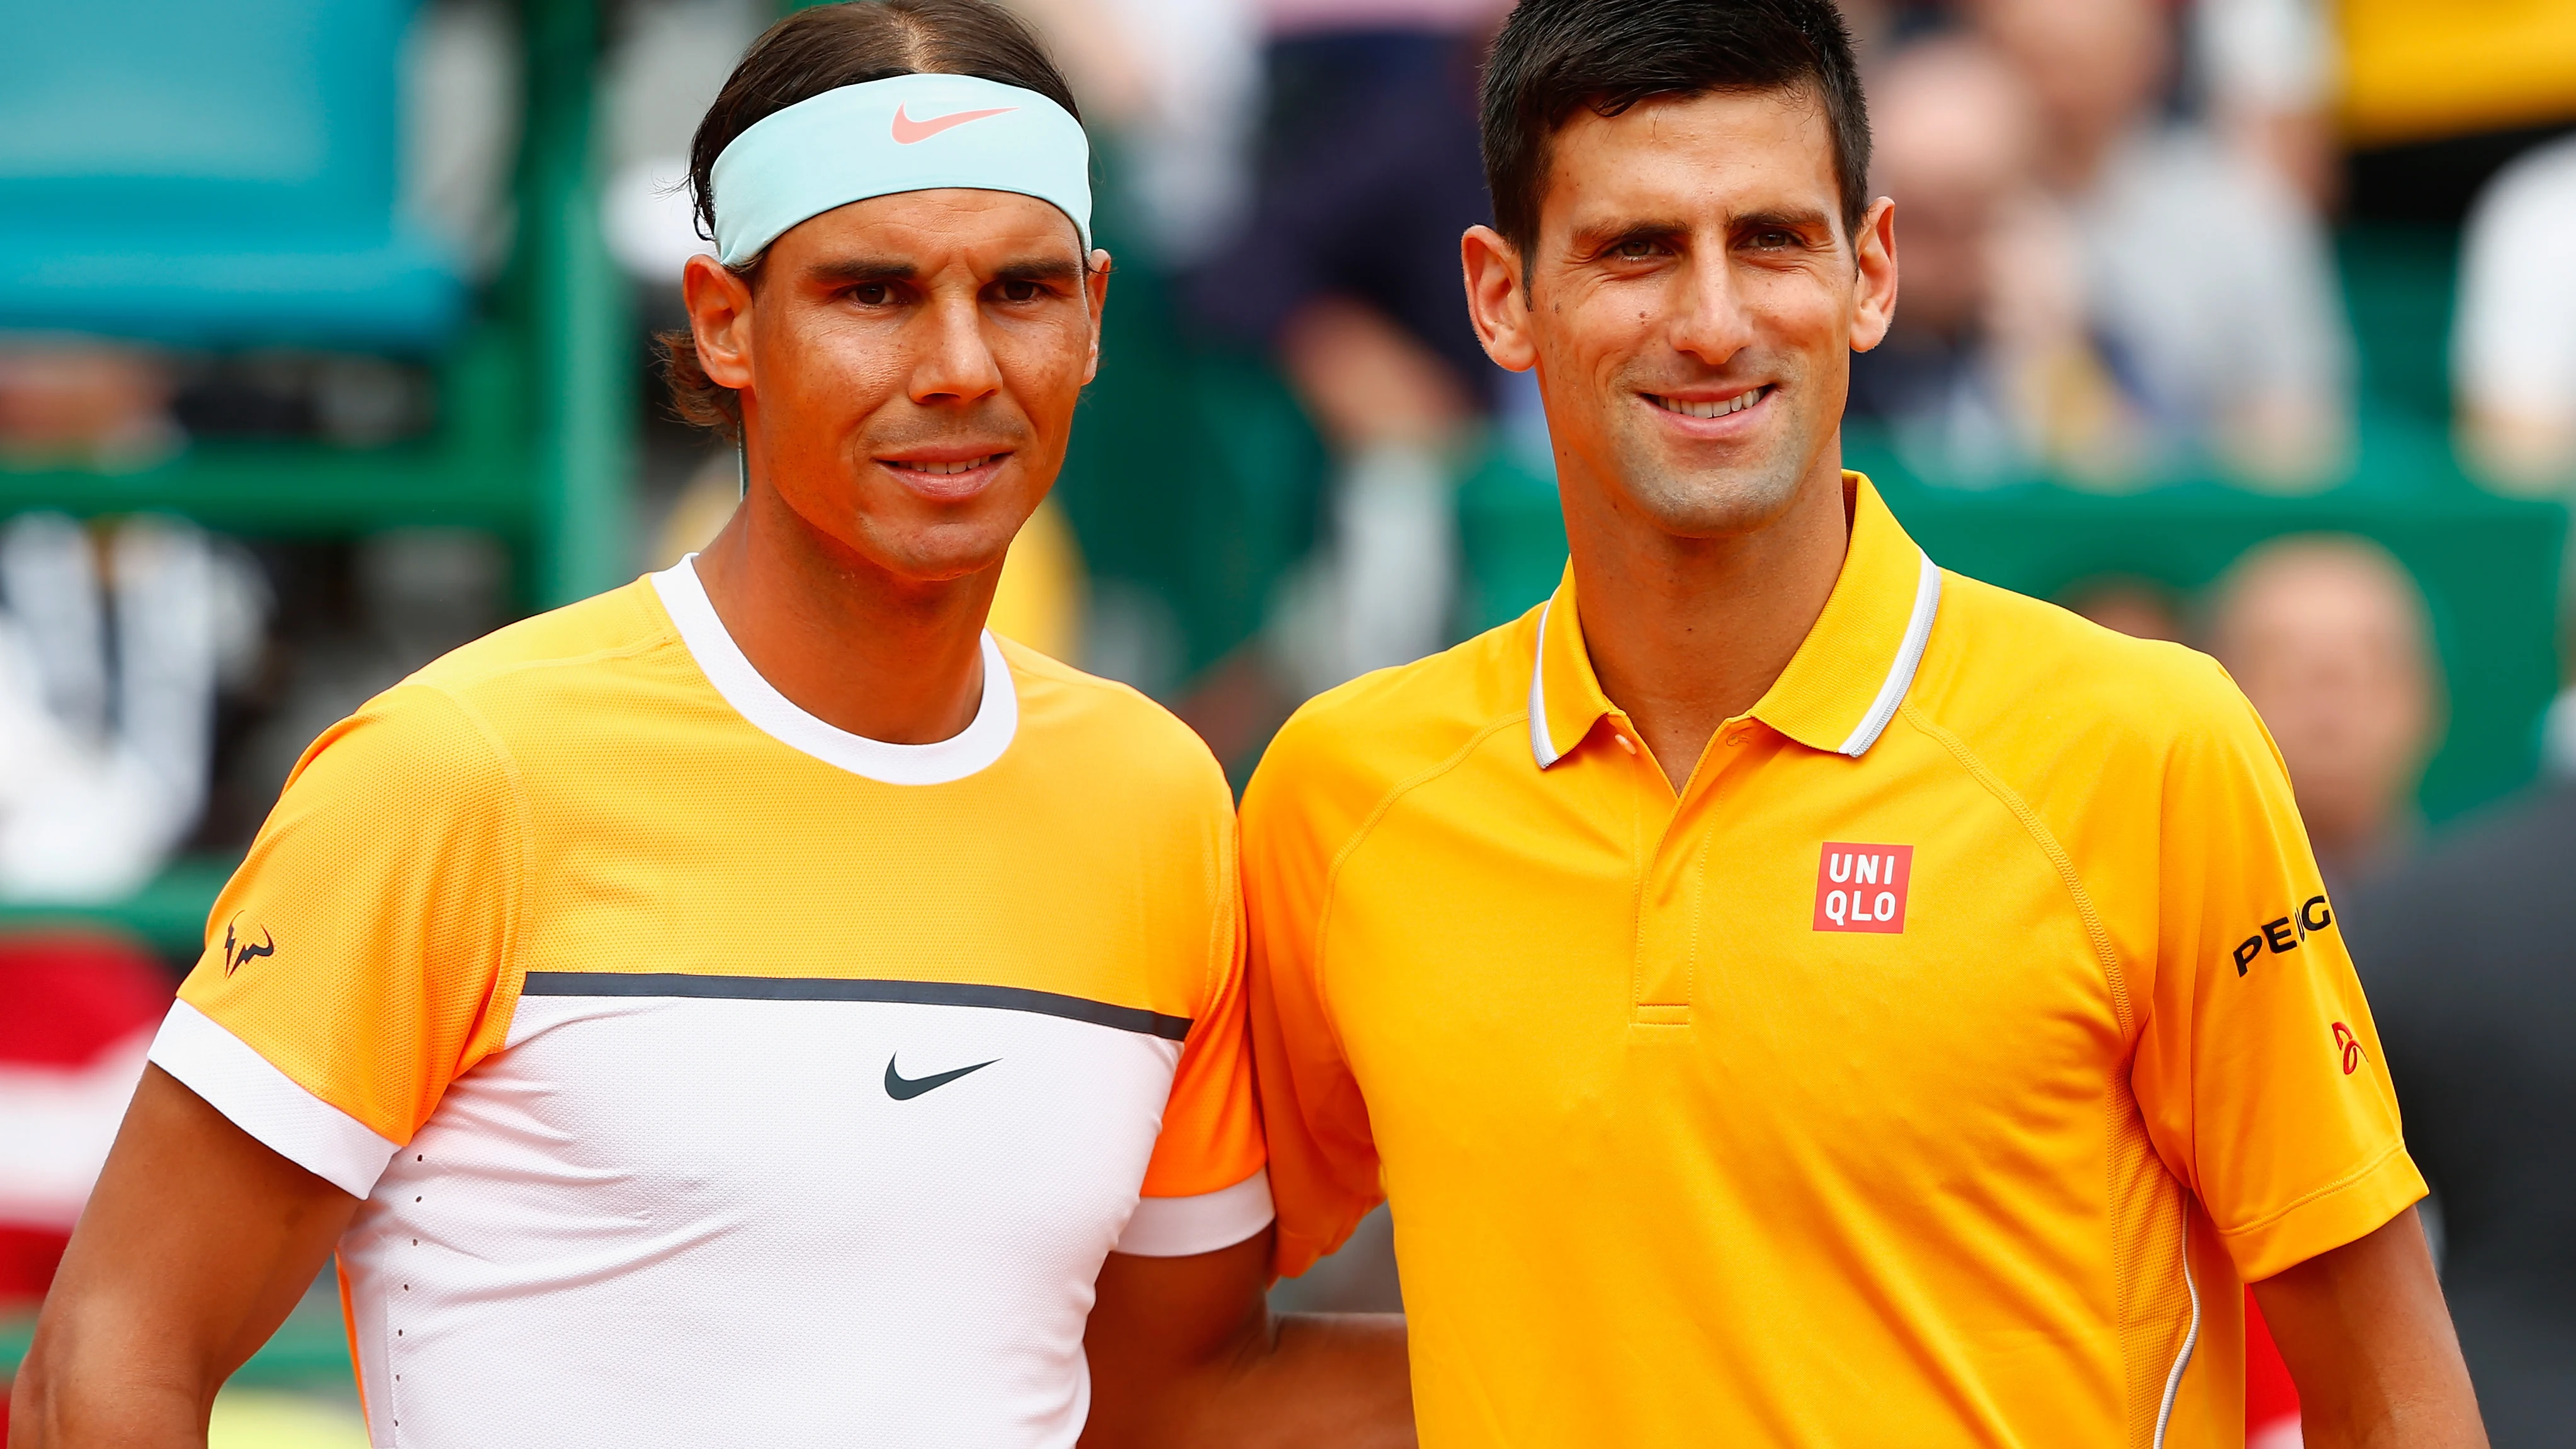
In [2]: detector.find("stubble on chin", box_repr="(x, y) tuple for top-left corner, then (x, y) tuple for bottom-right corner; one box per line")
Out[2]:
(1606, 391), (1817, 541)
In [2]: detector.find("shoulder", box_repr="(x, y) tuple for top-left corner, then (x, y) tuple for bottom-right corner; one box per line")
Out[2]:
(1917, 571), (2259, 761)
(292, 580), (672, 803)
(405, 577), (671, 701)
(1000, 638), (1232, 813)
(1245, 610), (1537, 845)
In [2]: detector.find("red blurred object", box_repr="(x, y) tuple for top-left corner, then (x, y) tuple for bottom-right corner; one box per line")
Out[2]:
(2247, 1286), (2303, 1442)
(0, 931), (172, 1305)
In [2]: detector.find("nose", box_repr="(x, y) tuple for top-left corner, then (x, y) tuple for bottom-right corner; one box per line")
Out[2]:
(907, 287), (1003, 406)
(1668, 245), (1756, 369)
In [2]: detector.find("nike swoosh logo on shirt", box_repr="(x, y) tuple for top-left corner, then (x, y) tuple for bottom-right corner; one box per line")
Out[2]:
(884, 1054), (998, 1100)
(890, 104), (1016, 145)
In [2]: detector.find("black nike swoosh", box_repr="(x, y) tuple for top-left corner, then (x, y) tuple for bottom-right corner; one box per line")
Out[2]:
(884, 1054), (998, 1100)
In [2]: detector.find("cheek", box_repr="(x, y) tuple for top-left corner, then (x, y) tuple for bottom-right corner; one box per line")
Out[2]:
(764, 319), (905, 420)
(1746, 270), (1849, 348)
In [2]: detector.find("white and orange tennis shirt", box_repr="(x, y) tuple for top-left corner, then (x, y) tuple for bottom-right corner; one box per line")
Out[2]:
(1243, 475), (2424, 1447)
(148, 558), (1268, 1448)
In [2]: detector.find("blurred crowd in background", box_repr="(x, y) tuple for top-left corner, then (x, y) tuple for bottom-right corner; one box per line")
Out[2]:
(4, 1), (2576, 1445)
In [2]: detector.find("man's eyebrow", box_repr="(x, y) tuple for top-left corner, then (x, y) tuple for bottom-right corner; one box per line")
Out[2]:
(1733, 207), (1836, 237)
(1568, 217), (1692, 254)
(803, 257), (917, 285)
(991, 256), (1085, 285)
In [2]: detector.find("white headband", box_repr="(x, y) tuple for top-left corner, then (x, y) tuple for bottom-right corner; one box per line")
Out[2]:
(709, 73), (1092, 265)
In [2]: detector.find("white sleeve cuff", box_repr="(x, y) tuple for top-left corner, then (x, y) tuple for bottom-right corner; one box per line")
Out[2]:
(1114, 1166), (1274, 1258)
(148, 1000), (400, 1199)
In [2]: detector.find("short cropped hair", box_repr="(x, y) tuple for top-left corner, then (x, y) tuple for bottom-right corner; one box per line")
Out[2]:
(660, 0), (1083, 439)
(1480, 0), (1872, 262)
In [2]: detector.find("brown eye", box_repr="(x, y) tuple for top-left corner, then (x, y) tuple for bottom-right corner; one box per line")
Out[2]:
(853, 283), (892, 306)
(1000, 279), (1044, 303)
(1615, 239), (1659, 259)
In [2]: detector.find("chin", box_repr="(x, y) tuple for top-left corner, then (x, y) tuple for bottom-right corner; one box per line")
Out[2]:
(872, 525), (1020, 585)
(1617, 447), (1814, 539)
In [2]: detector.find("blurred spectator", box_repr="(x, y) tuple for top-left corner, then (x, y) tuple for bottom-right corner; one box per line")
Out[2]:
(2059, 575), (2186, 643)
(1849, 34), (2052, 481)
(2451, 134), (2576, 495)
(1970, 0), (2352, 490)
(1188, 0), (1510, 694)
(1009, 0), (1260, 268)
(2208, 536), (2441, 893)
(2349, 787), (2576, 1448)
(2189, 0), (2335, 207)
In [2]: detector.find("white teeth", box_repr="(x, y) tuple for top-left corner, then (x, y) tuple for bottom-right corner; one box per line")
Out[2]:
(909, 455), (994, 476)
(1651, 387), (1766, 419)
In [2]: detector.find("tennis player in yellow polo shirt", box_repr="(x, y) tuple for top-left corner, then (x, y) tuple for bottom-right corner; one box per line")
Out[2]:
(1243, 1), (2487, 1445)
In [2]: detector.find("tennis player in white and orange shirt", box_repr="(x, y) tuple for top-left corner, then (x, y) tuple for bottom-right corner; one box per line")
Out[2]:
(13, 5), (1408, 1446)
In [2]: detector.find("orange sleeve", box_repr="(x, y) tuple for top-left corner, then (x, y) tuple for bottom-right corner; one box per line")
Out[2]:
(1138, 813), (1264, 1201)
(2130, 660), (2424, 1281)
(1241, 728), (1385, 1280)
(153, 683), (523, 1192)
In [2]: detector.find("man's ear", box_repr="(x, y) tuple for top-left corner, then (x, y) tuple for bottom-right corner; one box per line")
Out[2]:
(1850, 195), (1899, 354)
(682, 253), (758, 391)
(1462, 224), (1539, 373)
(1082, 247), (1113, 386)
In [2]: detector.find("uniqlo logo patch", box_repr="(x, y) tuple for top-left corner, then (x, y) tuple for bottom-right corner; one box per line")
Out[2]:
(1813, 843), (1913, 933)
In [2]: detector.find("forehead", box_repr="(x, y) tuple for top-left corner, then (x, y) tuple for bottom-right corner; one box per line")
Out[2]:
(1540, 88), (1841, 237)
(771, 186), (1085, 268)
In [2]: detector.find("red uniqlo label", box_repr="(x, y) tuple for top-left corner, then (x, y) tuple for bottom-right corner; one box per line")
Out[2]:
(1813, 843), (1913, 933)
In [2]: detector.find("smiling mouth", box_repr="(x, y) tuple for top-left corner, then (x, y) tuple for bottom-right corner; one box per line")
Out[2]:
(1646, 385), (1771, 419)
(886, 453), (1004, 476)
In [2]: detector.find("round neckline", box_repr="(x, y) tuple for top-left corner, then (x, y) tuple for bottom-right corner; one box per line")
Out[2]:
(650, 556), (1017, 786)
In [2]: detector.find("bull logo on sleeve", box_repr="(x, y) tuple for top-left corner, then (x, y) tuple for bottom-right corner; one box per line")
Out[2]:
(222, 915), (276, 976)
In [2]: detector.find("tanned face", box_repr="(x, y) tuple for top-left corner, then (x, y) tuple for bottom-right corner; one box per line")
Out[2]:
(1466, 87), (1896, 544)
(684, 188), (1107, 586)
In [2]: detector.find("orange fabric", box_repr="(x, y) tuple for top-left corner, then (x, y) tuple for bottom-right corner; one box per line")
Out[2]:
(2338, 0), (2576, 146)
(1243, 475), (2419, 1446)
(177, 578), (1260, 1196)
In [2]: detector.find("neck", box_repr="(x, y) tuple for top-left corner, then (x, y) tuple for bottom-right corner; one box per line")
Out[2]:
(691, 480), (994, 745)
(1563, 448), (1851, 791)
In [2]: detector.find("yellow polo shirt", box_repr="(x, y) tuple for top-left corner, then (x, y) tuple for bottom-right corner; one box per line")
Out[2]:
(1243, 475), (2422, 1447)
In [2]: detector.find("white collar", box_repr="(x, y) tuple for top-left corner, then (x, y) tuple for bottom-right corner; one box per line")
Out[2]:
(651, 556), (1018, 786)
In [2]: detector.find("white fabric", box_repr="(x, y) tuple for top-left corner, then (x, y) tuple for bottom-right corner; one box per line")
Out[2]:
(1527, 600), (1561, 769)
(1836, 553), (1943, 757)
(1116, 1166), (1275, 1256)
(709, 72), (1092, 263)
(339, 990), (1185, 1448)
(2454, 135), (2576, 418)
(147, 1000), (400, 1198)
(653, 556), (1019, 786)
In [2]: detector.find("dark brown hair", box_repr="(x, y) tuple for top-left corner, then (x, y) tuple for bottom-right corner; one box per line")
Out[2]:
(1480, 0), (1871, 267)
(659, 0), (1083, 438)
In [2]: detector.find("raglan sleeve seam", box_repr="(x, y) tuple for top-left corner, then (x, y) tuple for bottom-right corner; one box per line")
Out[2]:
(421, 682), (538, 1074)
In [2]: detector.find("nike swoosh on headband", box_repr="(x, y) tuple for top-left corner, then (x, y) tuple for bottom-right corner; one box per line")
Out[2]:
(891, 104), (1016, 145)
(709, 74), (1093, 262)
